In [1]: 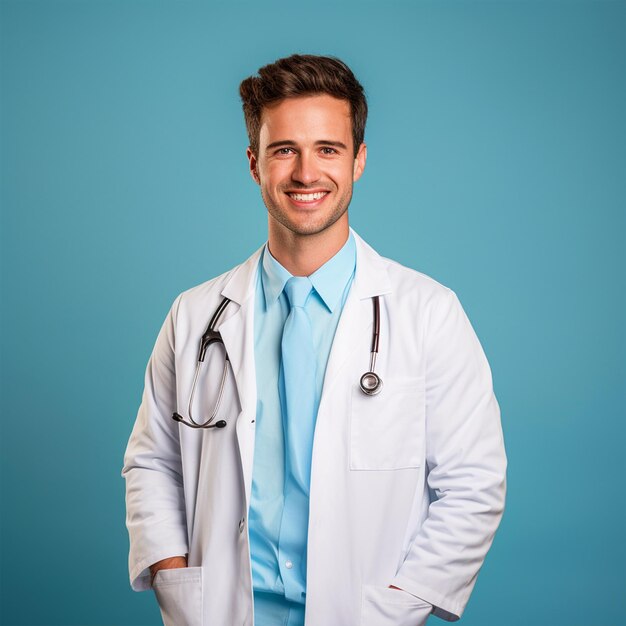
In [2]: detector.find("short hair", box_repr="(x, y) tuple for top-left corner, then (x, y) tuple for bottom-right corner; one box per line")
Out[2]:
(239, 54), (367, 157)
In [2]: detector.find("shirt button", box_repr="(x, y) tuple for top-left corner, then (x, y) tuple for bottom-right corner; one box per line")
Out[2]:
(285, 560), (293, 569)
(239, 518), (245, 533)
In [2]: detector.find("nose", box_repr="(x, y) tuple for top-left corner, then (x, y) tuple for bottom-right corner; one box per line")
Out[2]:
(291, 151), (321, 186)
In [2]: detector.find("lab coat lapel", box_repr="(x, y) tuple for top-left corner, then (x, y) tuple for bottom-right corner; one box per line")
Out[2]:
(211, 233), (391, 504)
(217, 246), (263, 506)
(321, 231), (392, 398)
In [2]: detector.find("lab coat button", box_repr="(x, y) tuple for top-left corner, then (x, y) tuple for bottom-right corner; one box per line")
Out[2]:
(285, 560), (293, 569)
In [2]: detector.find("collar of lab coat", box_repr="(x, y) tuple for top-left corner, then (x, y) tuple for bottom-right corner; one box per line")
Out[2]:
(220, 227), (392, 306)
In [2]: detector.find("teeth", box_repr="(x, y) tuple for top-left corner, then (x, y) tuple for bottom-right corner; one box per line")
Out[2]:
(289, 192), (327, 202)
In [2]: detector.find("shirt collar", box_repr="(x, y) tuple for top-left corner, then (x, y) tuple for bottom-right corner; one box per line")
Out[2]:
(261, 232), (356, 313)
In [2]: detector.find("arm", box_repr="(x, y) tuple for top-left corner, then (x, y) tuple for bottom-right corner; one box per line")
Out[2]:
(149, 555), (188, 585)
(391, 290), (507, 621)
(122, 296), (191, 590)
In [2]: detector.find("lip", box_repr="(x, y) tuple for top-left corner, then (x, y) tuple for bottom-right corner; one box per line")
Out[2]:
(285, 188), (330, 195)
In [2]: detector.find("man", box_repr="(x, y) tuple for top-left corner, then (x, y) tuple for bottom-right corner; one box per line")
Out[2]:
(123, 54), (506, 626)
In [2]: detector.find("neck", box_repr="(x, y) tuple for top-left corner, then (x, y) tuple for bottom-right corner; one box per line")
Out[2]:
(268, 215), (349, 277)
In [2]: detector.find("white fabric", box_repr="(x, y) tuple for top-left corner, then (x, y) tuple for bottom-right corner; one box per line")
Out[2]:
(123, 230), (507, 625)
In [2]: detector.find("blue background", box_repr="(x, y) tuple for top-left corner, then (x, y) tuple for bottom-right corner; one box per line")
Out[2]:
(1, 1), (624, 624)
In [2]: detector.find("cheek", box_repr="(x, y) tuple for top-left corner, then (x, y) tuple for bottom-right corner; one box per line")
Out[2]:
(261, 167), (286, 191)
(332, 163), (356, 187)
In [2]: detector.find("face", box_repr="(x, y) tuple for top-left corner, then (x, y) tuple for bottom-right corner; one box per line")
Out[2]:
(247, 94), (366, 238)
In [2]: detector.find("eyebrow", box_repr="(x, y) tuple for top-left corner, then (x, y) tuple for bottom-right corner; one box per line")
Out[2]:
(265, 140), (349, 152)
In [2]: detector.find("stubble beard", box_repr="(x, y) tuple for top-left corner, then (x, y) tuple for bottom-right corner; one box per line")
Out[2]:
(262, 184), (354, 238)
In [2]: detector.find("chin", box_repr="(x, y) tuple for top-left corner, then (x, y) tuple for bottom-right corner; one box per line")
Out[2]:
(281, 213), (347, 238)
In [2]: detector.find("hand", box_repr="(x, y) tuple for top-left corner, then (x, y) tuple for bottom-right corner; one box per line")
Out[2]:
(150, 555), (187, 585)
(388, 586), (434, 615)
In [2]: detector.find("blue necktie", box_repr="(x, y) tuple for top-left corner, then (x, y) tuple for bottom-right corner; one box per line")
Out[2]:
(281, 276), (317, 490)
(278, 276), (317, 602)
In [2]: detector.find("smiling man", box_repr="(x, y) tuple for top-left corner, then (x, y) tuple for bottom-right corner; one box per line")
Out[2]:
(123, 54), (507, 626)
(247, 93), (365, 277)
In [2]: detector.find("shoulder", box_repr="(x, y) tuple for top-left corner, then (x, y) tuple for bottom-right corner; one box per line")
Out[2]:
(170, 244), (264, 322)
(382, 255), (454, 301)
(178, 266), (237, 304)
(354, 231), (455, 304)
(380, 256), (462, 336)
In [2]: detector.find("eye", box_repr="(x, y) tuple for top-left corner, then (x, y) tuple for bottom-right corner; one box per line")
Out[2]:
(320, 147), (338, 155)
(276, 147), (295, 155)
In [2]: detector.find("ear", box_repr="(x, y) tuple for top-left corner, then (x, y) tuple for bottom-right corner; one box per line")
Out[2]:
(247, 147), (260, 184)
(352, 143), (367, 182)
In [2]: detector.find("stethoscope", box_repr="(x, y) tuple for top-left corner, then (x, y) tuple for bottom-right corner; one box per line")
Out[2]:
(172, 295), (383, 429)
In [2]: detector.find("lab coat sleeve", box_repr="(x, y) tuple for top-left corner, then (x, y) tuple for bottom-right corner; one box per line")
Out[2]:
(390, 289), (507, 621)
(122, 295), (189, 591)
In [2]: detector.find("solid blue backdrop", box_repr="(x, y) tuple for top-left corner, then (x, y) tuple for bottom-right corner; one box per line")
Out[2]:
(1, 1), (624, 625)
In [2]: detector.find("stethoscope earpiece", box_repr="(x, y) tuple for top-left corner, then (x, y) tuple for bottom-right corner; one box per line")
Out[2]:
(172, 411), (228, 429)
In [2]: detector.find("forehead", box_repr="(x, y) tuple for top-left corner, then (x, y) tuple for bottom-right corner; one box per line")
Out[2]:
(259, 95), (352, 145)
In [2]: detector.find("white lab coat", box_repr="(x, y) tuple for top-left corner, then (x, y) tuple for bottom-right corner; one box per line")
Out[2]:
(123, 230), (506, 626)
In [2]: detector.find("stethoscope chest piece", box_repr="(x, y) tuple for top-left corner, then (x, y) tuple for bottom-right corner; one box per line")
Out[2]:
(358, 295), (383, 396)
(360, 371), (383, 396)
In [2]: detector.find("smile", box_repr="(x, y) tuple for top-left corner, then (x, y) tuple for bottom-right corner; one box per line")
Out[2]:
(287, 191), (329, 202)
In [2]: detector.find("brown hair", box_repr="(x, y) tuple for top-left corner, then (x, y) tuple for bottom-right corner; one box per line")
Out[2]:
(239, 54), (367, 157)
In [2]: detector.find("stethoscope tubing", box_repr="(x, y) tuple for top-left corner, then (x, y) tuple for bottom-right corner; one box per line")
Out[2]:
(172, 297), (232, 428)
(173, 294), (384, 428)
(176, 358), (230, 428)
(359, 296), (383, 396)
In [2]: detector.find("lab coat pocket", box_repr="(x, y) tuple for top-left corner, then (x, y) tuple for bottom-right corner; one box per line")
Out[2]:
(350, 378), (425, 470)
(153, 566), (203, 626)
(360, 585), (432, 626)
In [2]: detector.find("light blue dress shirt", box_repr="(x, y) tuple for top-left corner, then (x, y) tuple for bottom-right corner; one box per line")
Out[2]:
(250, 233), (356, 626)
